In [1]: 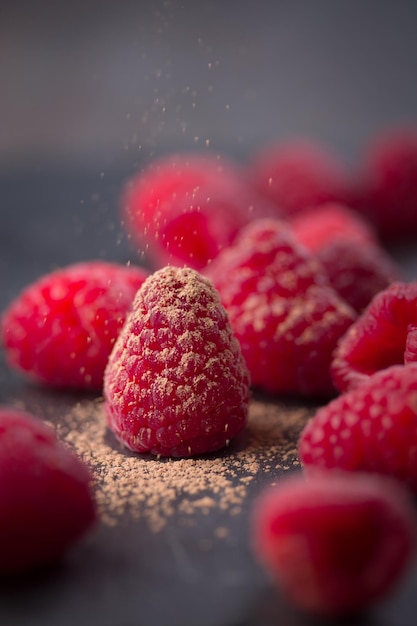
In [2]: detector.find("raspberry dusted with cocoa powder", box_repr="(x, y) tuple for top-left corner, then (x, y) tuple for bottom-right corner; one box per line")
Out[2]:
(204, 218), (356, 397)
(331, 281), (417, 393)
(103, 266), (250, 457)
(299, 364), (417, 491)
(352, 127), (417, 242)
(0, 406), (96, 575)
(252, 472), (416, 617)
(122, 151), (274, 270)
(289, 203), (400, 313)
(247, 139), (350, 218)
(1, 261), (149, 390)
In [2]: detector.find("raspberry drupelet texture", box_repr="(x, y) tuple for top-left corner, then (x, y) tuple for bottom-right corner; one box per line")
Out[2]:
(122, 151), (274, 270)
(204, 218), (356, 397)
(0, 406), (96, 575)
(299, 364), (417, 491)
(103, 266), (250, 457)
(289, 203), (400, 313)
(247, 139), (350, 218)
(252, 472), (416, 617)
(1, 261), (149, 390)
(331, 281), (417, 393)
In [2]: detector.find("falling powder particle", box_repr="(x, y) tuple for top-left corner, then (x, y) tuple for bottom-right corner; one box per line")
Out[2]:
(57, 395), (312, 533)
(214, 526), (229, 539)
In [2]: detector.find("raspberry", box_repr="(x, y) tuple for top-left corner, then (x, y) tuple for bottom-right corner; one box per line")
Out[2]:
(103, 266), (250, 457)
(122, 151), (274, 270)
(247, 139), (350, 218)
(204, 218), (356, 397)
(289, 204), (400, 313)
(299, 364), (417, 490)
(288, 202), (378, 252)
(352, 128), (417, 241)
(0, 406), (96, 575)
(1, 261), (148, 390)
(252, 472), (415, 617)
(331, 282), (417, 393)
(314, 241), (399, 314)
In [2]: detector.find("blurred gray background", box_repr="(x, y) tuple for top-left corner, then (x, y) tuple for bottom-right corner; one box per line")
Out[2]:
(2, 0), (417, 171)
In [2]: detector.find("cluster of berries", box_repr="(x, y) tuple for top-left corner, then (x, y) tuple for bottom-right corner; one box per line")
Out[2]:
(0, 127), (416, 618)
(262, 284), (417, 616)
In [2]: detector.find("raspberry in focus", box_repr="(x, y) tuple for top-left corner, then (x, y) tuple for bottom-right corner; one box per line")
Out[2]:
(0, 406), (96, 575)
(1, 261), (149, 390)
(299, 363), (417, 491)
(103, 266), (250, 457)
(204, 218), (356, 397)
(252, 472), (415, 616)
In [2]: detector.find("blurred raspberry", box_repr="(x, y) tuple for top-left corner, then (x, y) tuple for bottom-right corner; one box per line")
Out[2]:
(288, 202), (377, 252)
(331, 281), (417, 393)
(204, 218), (356, 397)
(289, 203), (400, 312)
(0, 406), (96, 575)
(252, 472), (415, 616)
(352, 128), (417, 241)
(1, 261), (148, 390)
(316, 240), (399, 313)
(122, 151), (274, 270)
(247, 139), (350, 218)
(104, 266), (250, 457)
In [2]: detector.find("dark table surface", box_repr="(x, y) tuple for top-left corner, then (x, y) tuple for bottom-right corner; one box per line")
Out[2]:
(1, 165), (417, 626)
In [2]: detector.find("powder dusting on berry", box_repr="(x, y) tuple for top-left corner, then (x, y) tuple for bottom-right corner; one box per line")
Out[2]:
(104, 266), (250, 457)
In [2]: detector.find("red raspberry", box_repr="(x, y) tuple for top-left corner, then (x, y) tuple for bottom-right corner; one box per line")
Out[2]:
(122, 151), (274, 270)
(252, 472), (415, 617)
(288, 202), (378, 252)
(314, 241), (399, 314)
(331, 282), (417, 393)
(352, 128), (417, 241)
(103, 266), (250, 457)
(289, 204), (400, 313)
(1, 261), (148, 390)
(0, 406), (96, 575)
(204, 218), (356, 397)
(299, 364), (417, 490)
(247, 139), (350, 218)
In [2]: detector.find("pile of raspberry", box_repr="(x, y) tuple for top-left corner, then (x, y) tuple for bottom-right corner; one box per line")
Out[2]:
(0, 126), (417, 620)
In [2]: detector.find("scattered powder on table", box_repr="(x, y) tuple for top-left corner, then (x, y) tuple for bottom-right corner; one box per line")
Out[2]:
(58, 397), (312, 533)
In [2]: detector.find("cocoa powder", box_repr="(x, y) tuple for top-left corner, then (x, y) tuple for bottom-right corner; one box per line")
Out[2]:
(56, 395), (312, 533)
